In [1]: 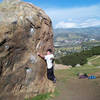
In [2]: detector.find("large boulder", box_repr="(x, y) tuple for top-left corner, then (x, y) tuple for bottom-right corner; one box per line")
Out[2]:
(0, 0), (54, 99)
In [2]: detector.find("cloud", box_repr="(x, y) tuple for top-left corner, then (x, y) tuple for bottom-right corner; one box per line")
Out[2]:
(55, 19), (100, 28)
(80, 19), (100, 28)
(55, 22), (78, 28)
(45, 4), (100, 28)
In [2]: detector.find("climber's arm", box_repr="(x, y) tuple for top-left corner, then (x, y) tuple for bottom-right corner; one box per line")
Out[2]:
(37, 53), (45, 59)
(50, 57), (55, 60)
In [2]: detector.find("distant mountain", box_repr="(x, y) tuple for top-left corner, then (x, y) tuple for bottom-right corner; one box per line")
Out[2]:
(54, 27), (100, 42)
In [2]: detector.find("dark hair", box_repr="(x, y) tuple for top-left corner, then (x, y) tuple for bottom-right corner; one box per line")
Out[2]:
(47, 49), (52, 53)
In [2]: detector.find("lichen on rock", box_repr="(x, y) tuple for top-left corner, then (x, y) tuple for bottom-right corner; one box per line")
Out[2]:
(0, 0), (54, 99)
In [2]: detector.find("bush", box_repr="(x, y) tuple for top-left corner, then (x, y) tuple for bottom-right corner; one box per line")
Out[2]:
(55, 53), (87, 67)
(55, 46), (100, 67)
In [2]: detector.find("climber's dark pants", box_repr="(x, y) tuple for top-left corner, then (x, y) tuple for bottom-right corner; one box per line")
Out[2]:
(47, 66), (55, 81)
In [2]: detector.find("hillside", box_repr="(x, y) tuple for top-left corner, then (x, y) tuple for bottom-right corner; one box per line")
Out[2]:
(54, 27), (100, 46)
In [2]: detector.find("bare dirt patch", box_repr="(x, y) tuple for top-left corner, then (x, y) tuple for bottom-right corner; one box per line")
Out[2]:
(52, 78), (100, 100)
(54, 64), (72, 70)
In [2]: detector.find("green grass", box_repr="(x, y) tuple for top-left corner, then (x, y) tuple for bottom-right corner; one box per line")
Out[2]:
(25, 93), (51, 100)
(25, 89), (59, 100)
(54, 55), (100, 99)
(55, 64), (100, 82)
(55, 55), (100, 82)
(87, 55), (100, 66)
(87, 55), (97, 61)
(90, 57), (100, 66)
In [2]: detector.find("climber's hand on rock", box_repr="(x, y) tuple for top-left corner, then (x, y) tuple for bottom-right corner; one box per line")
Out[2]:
(37, 53), (45, 59)
(37, 53), (40, 56)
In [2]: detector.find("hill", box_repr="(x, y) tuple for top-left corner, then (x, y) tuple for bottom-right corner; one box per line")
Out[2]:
(54, 27), (100, 46)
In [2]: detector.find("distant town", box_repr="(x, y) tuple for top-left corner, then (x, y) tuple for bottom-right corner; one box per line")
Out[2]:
(54, 27), (100, 57)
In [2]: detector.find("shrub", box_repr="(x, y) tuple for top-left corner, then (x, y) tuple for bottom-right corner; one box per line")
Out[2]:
(55, 46), (100, 67)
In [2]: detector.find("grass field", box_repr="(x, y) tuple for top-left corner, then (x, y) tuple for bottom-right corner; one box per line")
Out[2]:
(55, 64), (100, 82)
(89, 56), (100, 66)
(25, 88), (59, 100)
(25, 93), (51, 100)
(56, 55), (100, 81)
(53, 56), (100, 100)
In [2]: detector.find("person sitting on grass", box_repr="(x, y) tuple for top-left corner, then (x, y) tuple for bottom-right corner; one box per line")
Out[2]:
(37, 49), (56, 83)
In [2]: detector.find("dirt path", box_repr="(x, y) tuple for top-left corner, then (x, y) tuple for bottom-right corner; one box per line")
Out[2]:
(52, 78), (100, 100)
(89, 56), (100, 62)
(54, 64), (72, 70)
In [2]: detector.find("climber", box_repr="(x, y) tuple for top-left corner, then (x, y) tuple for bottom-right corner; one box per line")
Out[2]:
(37, 49), (56, 83)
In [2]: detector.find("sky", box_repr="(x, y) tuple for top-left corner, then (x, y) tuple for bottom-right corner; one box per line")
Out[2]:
(0, 0), (100, 28)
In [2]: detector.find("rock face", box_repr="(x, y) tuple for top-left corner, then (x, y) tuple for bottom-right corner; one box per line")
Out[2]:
(0, 0), (54, 99)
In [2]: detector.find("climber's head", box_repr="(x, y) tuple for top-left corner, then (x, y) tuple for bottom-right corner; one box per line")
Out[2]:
(47, 49), (52, 55)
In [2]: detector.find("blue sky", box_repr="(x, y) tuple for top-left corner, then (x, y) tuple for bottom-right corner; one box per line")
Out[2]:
(0, 0), (100, 28)
(23, 0), (100, 8)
